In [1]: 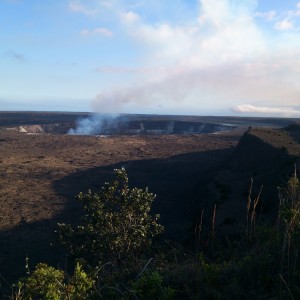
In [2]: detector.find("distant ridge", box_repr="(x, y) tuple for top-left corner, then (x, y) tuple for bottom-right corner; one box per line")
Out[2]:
(284, 121), (300, 131)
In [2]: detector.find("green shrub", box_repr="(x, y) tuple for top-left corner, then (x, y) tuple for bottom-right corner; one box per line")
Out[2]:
(56, 168), (164, 266)
(132, 271), (175, 300)
(16, 262), (94, 300)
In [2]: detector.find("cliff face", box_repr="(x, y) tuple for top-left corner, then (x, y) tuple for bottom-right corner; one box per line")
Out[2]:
(211, 128), (300, 236)
(284, 122), (300, 144)
(230, 130), (291, 173)
(14, 121), (236, 135)
(18, 123), (74, 134)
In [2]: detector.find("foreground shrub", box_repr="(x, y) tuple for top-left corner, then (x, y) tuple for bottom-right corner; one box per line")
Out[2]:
(278, 171), (300, 298)
(15, 262), (94, 300)
(132, 271), (175, 300)
(56, 168), (163, 266)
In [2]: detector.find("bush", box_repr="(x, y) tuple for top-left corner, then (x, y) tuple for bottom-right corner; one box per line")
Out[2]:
(15, 262), (94, 300)
(132, 271), (175, 300)
(56, 168), (164, 266)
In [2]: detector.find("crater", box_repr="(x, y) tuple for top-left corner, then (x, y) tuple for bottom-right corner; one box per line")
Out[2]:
(11, 119), (237, 135)
(67, 119), (237, 135)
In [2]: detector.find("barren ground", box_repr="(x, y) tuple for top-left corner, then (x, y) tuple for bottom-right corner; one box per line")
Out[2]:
(0, 128), (243, 283)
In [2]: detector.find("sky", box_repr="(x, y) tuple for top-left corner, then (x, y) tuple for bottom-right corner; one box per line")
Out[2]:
(1, 0), (300, 117)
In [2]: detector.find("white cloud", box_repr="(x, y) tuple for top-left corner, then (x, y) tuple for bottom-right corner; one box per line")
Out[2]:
(255, 10), (276, 21)
(275, 19), (294, 30)
(120, 11), (140, 24)
(96, 66), (157, 73)
(80, 27), (113, 37)
(92, 54), (300, 115)
(128, 0), (267, 69)
(232, 104), (300, 117)
(68, 0), (115, 16)
(273, 2), (300, 31)
(290, 2), (300, 16)
(68, 1), (98, 15)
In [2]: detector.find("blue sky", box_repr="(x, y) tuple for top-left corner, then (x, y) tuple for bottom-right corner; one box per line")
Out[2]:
(1, 0), (300, 116)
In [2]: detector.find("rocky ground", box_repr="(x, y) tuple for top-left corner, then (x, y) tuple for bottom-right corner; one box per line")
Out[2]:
(0, 127), (243, 284)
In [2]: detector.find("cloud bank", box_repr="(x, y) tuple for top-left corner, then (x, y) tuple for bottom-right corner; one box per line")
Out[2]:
(68, 1), (300, 116)
(232, 104), (300, 117)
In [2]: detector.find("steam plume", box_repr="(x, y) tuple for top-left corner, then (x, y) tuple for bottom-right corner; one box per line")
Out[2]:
(68, 113), (118, 135)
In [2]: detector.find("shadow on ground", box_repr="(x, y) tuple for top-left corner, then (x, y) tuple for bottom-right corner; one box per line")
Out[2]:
(0, 147), (231, 293)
